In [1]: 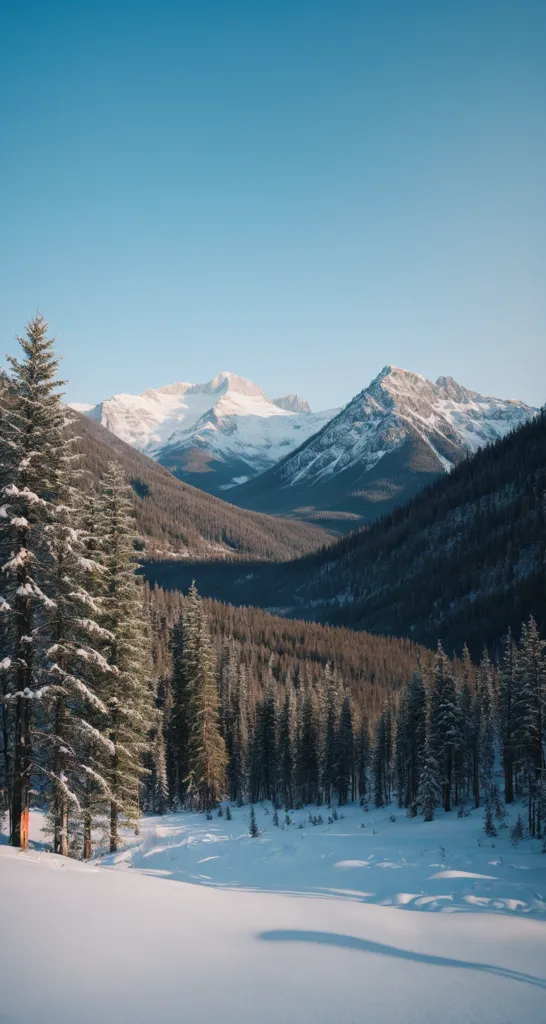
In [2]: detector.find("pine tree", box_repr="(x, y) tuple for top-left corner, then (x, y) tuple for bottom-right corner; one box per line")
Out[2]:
(297, 683), (320, 805)
(278, 687), (295, 809)
(335, 693), (353, 805)
(516, 617), (546, 836)
(0, 316), (68, 847)
(418, 733), (441, 822)
(183, 583), (227, 812)
(249, 805), (259, 837)
(231, 662), (249, 806)
(320, 664), (339, 806)
(499, 630), (516, 803)
(429, 642), (460, 812)
(477, 649), (496, 808)
(97, 462), (153, 851)
(372, 703), (392, 807)
(356, 715), (370, 805)
(483, 804), (497, 837)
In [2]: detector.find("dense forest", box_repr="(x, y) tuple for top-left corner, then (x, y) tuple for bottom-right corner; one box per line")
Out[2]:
(1, 317), (545, 861)
(146, 411), (546, 657)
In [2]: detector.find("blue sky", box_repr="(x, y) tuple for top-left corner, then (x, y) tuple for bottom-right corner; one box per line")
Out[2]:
(1, 0), (545, 410)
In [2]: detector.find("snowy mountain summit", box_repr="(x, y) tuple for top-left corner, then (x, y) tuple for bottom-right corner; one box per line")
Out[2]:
(270, 364), (537, 486)
(228, 365), (537, 527)
(85, 372), (336, 494)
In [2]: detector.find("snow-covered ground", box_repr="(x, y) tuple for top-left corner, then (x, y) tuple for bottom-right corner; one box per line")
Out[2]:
(1, 802), (546, 1023)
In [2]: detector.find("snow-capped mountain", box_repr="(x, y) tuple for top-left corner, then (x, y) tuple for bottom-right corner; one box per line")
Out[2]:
(84, 372), (337, 495)
(229, 366), (537, 528)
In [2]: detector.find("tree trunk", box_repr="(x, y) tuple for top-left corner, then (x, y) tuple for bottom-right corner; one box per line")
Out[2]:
(11, 695), (30, 849)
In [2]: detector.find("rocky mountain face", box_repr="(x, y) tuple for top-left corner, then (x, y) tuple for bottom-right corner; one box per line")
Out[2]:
(83, 372), (335, 495)
(229, 366), (537, 528)
(272, 394), (312, 413)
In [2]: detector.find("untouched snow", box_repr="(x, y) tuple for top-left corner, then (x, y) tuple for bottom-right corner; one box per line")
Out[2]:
(1, 802), (546, 1023)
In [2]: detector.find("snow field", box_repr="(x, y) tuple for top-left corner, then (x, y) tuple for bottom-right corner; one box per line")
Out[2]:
(1, 801), (546, 1023)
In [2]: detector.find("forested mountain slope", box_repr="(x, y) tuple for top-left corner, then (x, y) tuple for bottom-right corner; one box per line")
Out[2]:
(145, 412), (546, 655)
(147, 584), (434, 726)
(71, 412), (330, 560)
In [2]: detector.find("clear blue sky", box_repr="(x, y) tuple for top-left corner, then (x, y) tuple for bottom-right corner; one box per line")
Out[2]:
(1, 0), (545, 410)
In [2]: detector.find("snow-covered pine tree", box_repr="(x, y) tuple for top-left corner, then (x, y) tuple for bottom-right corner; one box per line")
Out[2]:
(97, 462), (153, 851)
(42, 474), (114, 857)
(334, 692), (353, 805)
(183, 582), (227, 812)
(0, 314), (91, 849)
(249, 805), (259, 837)
(429, 642), (460, 812)
(418, 732), (441, 822)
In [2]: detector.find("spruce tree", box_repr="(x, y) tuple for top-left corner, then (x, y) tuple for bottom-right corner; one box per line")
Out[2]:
(418, 733), (441, 822)
(499, 630), (516, 803)
(477, 648), (496, 807)
(97, 462), (153, 851)
(356, 715), (370, 805)
(0, 315), (74, 847)
(183, 583), (227, 812)
(278, 686), (295, 809)
(335, 693), (353, 805)
(249, 805), (259, 837)
(429, 642), (460, 812)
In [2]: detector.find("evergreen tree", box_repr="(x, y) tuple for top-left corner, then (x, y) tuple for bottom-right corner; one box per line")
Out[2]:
(278, 687), (295, 809)
(249, 805), (259, 837)
(499, 630), (516, 803)
(477, 648), (496, 808)
(418, 733), (441, 822)
(372, 702), (392, 806)
(297, 683), (320, 805)
(429, 642), (460, 812)
(183, 583), (227, 812)
(320, 664), (340, 805)
(97, 462), (153, 851)
(0, 315), (68, 848)
(356, 715), (370, 804)
(335, 693), (353, 805)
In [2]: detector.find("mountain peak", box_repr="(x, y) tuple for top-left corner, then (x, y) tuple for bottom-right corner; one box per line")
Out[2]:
(190, 372), (265, 399)
(272, 394), (312, 414)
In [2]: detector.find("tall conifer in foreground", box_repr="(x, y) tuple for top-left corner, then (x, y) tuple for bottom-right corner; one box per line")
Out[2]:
(0, 315), (67, 848)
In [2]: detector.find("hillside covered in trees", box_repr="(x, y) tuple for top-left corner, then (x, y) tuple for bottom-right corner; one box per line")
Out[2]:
(146, 412), (546, 657)
(71, 412), (331, 561)
(2, 317), (546, 865)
